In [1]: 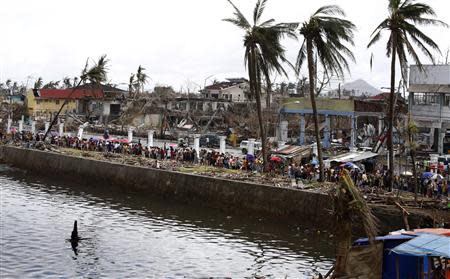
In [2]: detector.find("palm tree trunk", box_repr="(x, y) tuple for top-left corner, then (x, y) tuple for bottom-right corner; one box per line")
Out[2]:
(410, 148), (419, 203)
(265, 79), (271, 109)
(306, 39), (324, 181)
(251, 47), (268, 172)
(388, 41), (396, 191)
(333, 220), (352, 278)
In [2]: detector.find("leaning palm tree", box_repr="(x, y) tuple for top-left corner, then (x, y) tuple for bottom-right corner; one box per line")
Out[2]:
(296, 5), (356, 181)
(331, 169), (378, 278)
(224, 0), (297, 171)
(368, 0), (447, 190)
(43, 55), (109, 141)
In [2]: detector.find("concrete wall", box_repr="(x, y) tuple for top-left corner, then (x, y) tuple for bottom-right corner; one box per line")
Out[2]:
(0, 145), (332, 226)
(282, 97), (355, 113)
(410, 65), (450, 85)
(0, 146), (436, 231)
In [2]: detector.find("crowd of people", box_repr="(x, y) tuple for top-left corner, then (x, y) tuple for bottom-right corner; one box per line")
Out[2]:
(2, 130), (449, 199)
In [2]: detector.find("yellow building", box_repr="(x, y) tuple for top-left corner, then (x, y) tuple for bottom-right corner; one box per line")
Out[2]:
(26, 88), (103, 119)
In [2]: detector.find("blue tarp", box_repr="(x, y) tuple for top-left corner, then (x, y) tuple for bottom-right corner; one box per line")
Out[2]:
(391, 233), (450, 258)
(246, 154), (255, 161)
(354, 234), (414, 245)
(422, 172), (434, 179)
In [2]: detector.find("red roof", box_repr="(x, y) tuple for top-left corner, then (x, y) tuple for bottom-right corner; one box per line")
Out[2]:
(368, 92), (389, 100)
(403, 228), (450, 237)
(38, 89), (104, 100)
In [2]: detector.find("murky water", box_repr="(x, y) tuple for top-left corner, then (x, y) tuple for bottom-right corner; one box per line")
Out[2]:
(0, 164), (334, 278)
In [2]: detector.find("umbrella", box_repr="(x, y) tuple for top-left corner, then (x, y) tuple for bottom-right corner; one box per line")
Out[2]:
(311, 159), (318, 165)
(270, 156), (283, 163)
(431, 173), (443, 180)
(401, 171), (413, 176)
(421, 172), (434, 179)
(246, 154), (255, 161)
(341, 162), (359, 169)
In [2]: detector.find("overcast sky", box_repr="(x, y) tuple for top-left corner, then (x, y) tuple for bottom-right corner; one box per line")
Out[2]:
(1, 0), (449, 91)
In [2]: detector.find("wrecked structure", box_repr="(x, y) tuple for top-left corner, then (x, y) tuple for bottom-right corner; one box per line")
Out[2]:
(278, 97), (388, 148)
(26, 84), (127, 123)
(408, 64), (450, 154)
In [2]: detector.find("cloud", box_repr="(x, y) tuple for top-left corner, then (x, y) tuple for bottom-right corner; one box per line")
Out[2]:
(1, 0), (449, 91)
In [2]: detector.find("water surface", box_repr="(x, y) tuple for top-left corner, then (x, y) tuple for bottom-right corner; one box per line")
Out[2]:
(0, 164), (333, 278)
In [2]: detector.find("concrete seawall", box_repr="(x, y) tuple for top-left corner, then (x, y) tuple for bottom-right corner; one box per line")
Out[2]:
(0, 145), (332, 225)
(0, 145), (433, 231)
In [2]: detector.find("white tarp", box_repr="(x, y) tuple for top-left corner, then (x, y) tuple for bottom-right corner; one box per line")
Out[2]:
(326, 150), (379, 163)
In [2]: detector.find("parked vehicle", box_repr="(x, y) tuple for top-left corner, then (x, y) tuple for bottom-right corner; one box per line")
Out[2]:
(239, 140), (262, 154)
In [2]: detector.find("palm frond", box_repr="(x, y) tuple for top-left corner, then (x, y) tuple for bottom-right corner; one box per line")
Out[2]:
(369, 53), (374, 71)
(253, 0), (268, 24)
(295, 39), (307, 73)
(298, 6), (355, 78)
(83, 54), (109, 84)
(369, 0), (447, 66)
(313, 5), (345, 17)
(223, 0), (251, 29)
(335, 170), (379, 241)
(34, 77), (43, 90)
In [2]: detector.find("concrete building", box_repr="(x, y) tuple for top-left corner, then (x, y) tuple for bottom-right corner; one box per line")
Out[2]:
(408, 64), (450, 154)
(201, 78), (249, 103)
(75, 84), (126, 122)
(201, 78), (271, 108)
(279, 97), (385, 148)
(26, 84), (126, 122)
(26, 88), (103, 120)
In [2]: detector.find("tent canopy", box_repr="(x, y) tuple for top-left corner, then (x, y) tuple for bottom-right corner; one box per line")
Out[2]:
(391, 233), (450, 258)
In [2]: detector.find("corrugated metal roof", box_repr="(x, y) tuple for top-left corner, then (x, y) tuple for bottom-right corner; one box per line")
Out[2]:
(272, 145), (311, 158)
(326, 150), (379, 163)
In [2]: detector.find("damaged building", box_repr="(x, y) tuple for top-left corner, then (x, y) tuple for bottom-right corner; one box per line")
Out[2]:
(408, 64), (450, 154)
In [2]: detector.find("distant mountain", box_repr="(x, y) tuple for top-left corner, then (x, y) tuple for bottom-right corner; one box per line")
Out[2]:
(338, 79), (380, 97)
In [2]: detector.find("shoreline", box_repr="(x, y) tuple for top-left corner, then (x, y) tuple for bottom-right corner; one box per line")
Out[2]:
(1, 145), (447, 232)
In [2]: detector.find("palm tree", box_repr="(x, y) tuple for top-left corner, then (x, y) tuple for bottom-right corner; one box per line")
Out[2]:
(73, 77), (79, 87)
(332, 169), (378, 278)
(296, 5), (356, 181)
(407, 114), (420, 202)
(42, 81), (60, 89)
(34, 77), (43, 90)
(135, 65), (148, 95)
(128, 73), (135, 98)
(43, 55), (109, 141)
(224, 0), (297, 171)
(63, 77), (72, 89)
(368, 0), (447, 190)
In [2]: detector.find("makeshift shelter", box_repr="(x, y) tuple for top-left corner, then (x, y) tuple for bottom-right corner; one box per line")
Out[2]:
(324, 150), (378, 170)
(391, 234), (450, 279)
(270, 145), (312, 164)
(354, 235), (416, 279)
